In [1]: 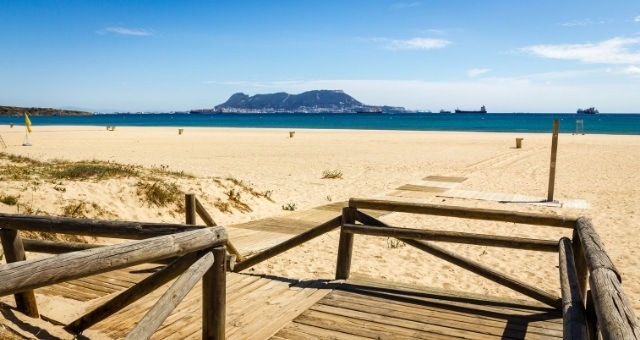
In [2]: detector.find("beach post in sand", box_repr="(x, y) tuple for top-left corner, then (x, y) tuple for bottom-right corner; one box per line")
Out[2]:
(547, 119), (559, 202)
(178, 129), (184, 135)
(289, 131), (295, 138)
(515, 138), (523, 148)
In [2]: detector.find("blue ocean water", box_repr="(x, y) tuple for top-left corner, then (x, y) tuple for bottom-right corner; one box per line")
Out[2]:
(1, 113), (639, 135)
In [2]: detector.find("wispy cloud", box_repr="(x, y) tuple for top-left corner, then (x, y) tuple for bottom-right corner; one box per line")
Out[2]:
(97, 27), (154, 36)
(560, 19), (604, 27)
(385, 38), (451, 50)
(635, 16), (640, 22)
(391, 2), (421, 10)
(467, 68), (490, 77)
(521, 37), (640, 65)
(623, 65), (640, 76)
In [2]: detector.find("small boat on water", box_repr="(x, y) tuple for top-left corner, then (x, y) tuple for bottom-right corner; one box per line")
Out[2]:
(439, 109), (452, 113)
(454, 105), (487, 114)
(577, 107), (598, 114)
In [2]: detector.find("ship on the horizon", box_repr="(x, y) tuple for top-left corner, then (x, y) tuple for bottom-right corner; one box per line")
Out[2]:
(454, 105), (487, 114)
(577, 107), (598, 114)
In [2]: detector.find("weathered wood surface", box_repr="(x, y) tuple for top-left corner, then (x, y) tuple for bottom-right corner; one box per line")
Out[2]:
(194, 197), (244, 262)
(577, 218), (640, 339)
(203, 246), (227, 340)
(0, 213), (204, 239)
(547, 119), (559, 202)
(86, 272), (331, 339)
(23, 238), (102, 253)
(342, 223), (560, 252)
(233, 216), (341, 272)
(125, 251), (215, 340)
(355, 210), (562, 309)
(65, 252), (201, 333)
(273, 278), (563, 339)
(0, 227), (226, 296)
(185, 193), (197, 226)
(335, 208), (356, 280)
(0, 228), (39, 318)
(349, 198), (576, 228)
(571, 228), (588, 304)
(559, 237), (588, 339)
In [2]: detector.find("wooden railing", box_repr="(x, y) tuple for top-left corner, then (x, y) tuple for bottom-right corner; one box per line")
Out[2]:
(337, 198), (640, 340)
(0, 213), (228, 339)
(2, 195), (638, 339)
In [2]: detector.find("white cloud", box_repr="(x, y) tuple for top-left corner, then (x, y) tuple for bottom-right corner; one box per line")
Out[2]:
(386, 38), (451, 50)
(521, 37), (640, 65)
(635, 16), (640, 22)
(97, 27), (154, 36)
(467, 68), (490, 77)
(560, 19), (604, 27)
(623, 65), (640, 75)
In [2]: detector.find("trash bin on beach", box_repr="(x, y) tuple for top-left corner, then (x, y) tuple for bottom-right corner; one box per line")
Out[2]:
(289, 131), (295, 138)
(515, 138), (523, 148)
(178, 129), (184, 135)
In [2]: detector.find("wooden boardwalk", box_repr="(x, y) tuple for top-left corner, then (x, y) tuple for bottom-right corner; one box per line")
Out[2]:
(32, 269), (562, 339)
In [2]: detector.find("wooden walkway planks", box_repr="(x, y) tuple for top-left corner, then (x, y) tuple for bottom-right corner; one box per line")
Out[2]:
(439, 189), (591, 209)
(80, 272), (332, 340)
(272, 278), (563, 339)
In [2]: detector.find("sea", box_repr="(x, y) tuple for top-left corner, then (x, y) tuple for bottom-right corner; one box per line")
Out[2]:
(2, 113), (640, 135)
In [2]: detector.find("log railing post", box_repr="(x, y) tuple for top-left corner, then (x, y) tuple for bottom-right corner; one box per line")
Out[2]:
(203, 246), (226, 340)
(185, 193), (197, 225)
(335, 207), (356, 280)
(559, 237), (588, 339)
(195, 197), (244, 262)
(571, 228), (588, 304)
(0, 228), (39, 318)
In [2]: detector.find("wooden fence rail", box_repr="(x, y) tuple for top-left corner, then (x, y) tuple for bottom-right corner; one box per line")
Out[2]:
(349, 198), (577, 228)
(0, 213), (203, 239)
(0, 227), (227, 296)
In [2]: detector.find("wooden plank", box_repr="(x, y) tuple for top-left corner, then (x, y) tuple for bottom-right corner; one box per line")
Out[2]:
(395, 184), (449, 193)
(558, 238), (588, 339)
(335, 208), (356, 280)
(278, 320), (376, 340)
(349, 198), (577, 228)
(547, 119), (559, 201)
(230, 217), (318, 235)
(423, 175), (468, 183)
(342, 223), (560, 252)
(321, 291), (561, 339)
(0, 227), (227, 297)
(245, 281), (332, 340)
(125, 251), (214, 340)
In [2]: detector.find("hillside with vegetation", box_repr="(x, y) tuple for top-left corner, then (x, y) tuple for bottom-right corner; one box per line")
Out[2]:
(0, 105), (91, 116)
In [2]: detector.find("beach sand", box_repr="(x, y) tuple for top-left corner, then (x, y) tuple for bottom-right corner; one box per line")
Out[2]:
(1, 125), (639, 335)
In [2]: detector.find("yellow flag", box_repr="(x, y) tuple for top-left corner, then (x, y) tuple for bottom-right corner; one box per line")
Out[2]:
(24, 113), (32, 133)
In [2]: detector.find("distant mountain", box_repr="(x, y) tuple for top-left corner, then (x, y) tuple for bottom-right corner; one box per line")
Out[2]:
(192, 90), (405, 113)
(0, 105), (92, 116)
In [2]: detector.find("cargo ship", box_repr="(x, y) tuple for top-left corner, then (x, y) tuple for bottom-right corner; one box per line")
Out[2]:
(454, 105), (487, 114)
(577, 107), (598, 114)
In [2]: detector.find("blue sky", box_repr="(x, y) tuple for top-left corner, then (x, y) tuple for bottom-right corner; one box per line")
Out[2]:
(1, 1), (639, 113)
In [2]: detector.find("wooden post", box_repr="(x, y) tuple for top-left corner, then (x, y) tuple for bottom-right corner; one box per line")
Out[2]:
(185, 193), (197, 225)
(203, 246), (226, 340)
(0, 229), (39, 318)
(65, 252), (201, 334)
(547, 119), (559, 202)
(571, 228), (588, 304)
(585, 291), (598, 340)
(559, 238), (588, 339)
(125, 251), (215, 340)
(335, 207), (356, 280)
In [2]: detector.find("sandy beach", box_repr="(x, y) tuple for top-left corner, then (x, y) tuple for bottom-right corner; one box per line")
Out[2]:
(1, 124), (639, 334)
